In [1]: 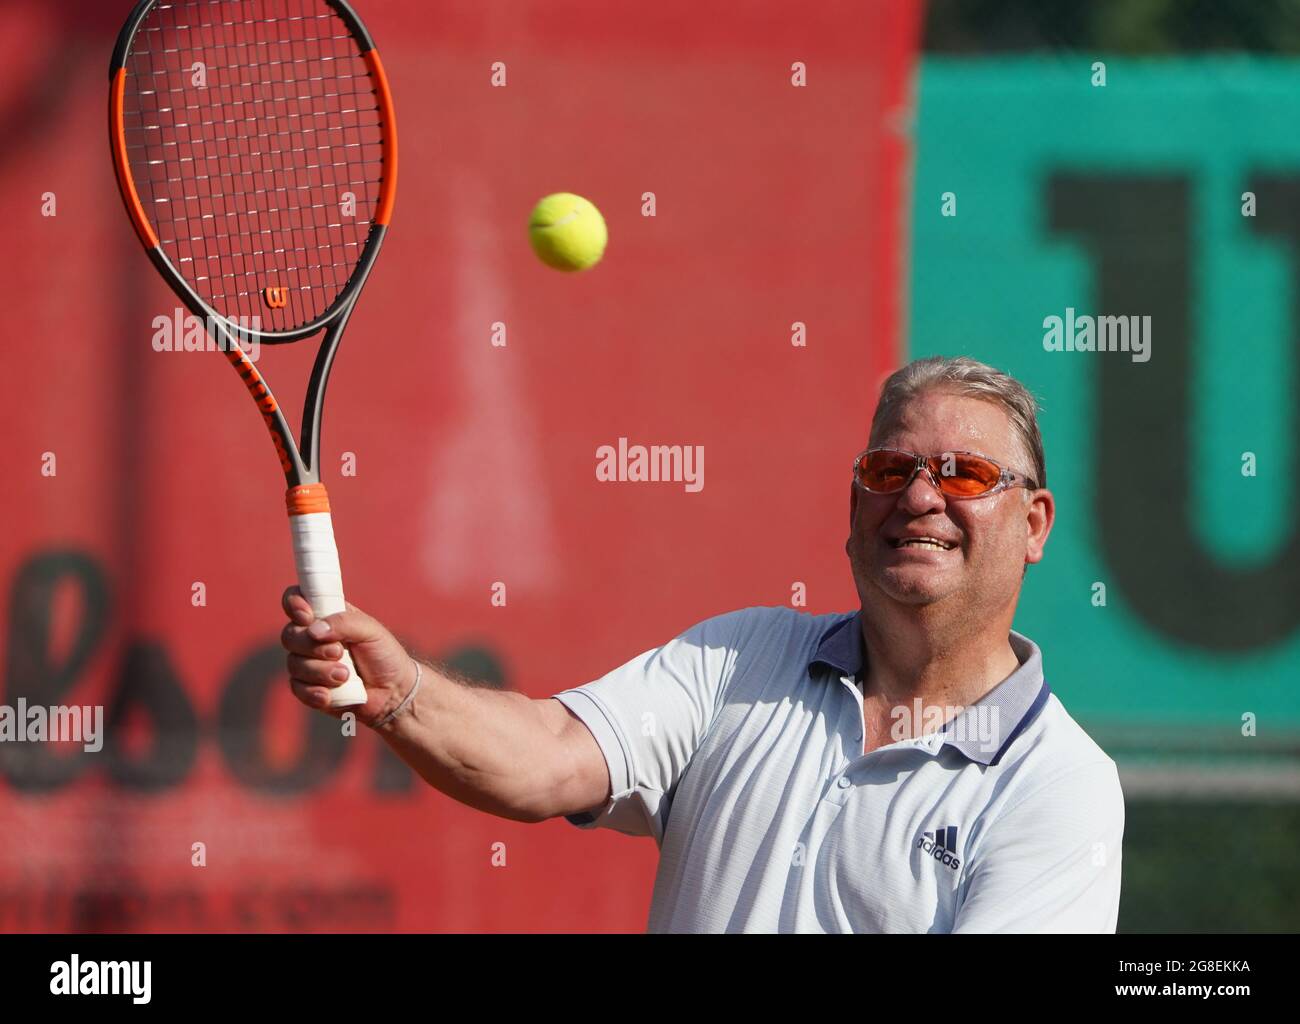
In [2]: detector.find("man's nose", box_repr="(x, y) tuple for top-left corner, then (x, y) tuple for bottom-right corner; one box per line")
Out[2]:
(896, 466), (947, 513)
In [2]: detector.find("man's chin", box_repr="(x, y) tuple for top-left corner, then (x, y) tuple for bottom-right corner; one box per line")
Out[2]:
(869, 567), (958, 606)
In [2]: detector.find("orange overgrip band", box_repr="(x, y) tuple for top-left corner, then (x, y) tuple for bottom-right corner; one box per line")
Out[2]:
(364, 48), (398, 226)
(109, 67), (159, 249)
(286, 483), (331, 516)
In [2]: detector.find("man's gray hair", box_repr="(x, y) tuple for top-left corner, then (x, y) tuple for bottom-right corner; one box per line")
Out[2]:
(869, 356), (1046, 488)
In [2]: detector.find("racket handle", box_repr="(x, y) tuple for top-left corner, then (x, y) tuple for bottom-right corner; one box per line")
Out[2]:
(287, 485), (367, 708)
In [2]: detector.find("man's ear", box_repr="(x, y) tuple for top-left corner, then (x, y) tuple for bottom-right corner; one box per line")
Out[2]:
(849, 481), (860, 531)
(1024, 487), (1055, 566)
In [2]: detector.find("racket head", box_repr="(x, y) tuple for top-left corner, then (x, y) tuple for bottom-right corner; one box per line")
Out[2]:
(108, 0), (397, 342)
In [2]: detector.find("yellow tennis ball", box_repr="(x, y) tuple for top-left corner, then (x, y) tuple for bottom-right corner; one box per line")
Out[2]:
(528, 192), (607, 271)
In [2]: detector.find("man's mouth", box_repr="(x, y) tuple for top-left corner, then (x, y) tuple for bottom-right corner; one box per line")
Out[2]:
(890, 536), (958, 551)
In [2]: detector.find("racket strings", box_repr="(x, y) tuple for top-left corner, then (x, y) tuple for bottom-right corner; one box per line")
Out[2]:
(144, 194), (377, 226)
(121, 0), (387, 332)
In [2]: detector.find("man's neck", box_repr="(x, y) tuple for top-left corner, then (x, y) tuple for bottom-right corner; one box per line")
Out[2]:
(857, 601), (1021, 711)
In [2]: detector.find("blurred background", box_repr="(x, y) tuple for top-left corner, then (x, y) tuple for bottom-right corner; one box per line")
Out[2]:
(918, 0), (1300, 931)
(0, 0), (1295, 932)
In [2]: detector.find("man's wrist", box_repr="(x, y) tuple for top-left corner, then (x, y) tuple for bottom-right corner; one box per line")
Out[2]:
(372, 658), (423, 730)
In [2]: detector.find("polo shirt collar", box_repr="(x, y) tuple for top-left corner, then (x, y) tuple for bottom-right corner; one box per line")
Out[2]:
(809, 611), (1051, 766)
(809, 612), (866, 678)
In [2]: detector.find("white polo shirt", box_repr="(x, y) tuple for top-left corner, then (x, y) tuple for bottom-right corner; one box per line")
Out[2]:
(554, 606), (1124, 933)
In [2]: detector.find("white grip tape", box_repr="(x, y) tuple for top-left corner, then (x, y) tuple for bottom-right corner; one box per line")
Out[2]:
(289, 511), (367, 707)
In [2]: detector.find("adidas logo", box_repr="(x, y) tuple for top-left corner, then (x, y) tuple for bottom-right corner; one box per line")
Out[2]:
(917, 825), (962, 871)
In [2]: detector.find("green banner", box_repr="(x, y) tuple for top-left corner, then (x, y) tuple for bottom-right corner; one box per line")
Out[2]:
(910, 59), (1300, 734)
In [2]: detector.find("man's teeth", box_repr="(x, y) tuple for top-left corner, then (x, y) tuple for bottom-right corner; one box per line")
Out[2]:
(897, 538), (952, 550)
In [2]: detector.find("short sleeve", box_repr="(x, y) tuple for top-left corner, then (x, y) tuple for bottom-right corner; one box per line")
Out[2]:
(952, 759), (1125, 933)
(551, 609), (753, 843)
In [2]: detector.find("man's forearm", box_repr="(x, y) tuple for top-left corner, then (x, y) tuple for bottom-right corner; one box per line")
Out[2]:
(370, 660), (559, 822)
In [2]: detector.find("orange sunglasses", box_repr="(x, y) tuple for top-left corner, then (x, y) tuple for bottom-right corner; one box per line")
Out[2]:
(853, 448), (1038, 499)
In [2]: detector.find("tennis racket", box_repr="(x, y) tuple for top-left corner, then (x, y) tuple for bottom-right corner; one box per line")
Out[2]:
(108, 0), (397, 707)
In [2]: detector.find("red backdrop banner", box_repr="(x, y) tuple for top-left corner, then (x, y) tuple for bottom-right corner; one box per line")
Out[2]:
(0, 0), (919, 931)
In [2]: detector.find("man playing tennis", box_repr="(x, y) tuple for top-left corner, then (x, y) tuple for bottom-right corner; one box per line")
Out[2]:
(280, 355), (1124, 933)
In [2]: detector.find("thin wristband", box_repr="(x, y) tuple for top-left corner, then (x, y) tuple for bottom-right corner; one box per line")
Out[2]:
(372, 659), (423, 729)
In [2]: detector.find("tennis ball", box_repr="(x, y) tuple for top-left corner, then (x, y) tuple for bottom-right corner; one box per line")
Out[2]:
(528, 192), (607, 271)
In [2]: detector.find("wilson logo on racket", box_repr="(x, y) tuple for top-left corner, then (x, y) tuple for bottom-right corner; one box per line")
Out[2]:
(263, 285), (289, 309)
